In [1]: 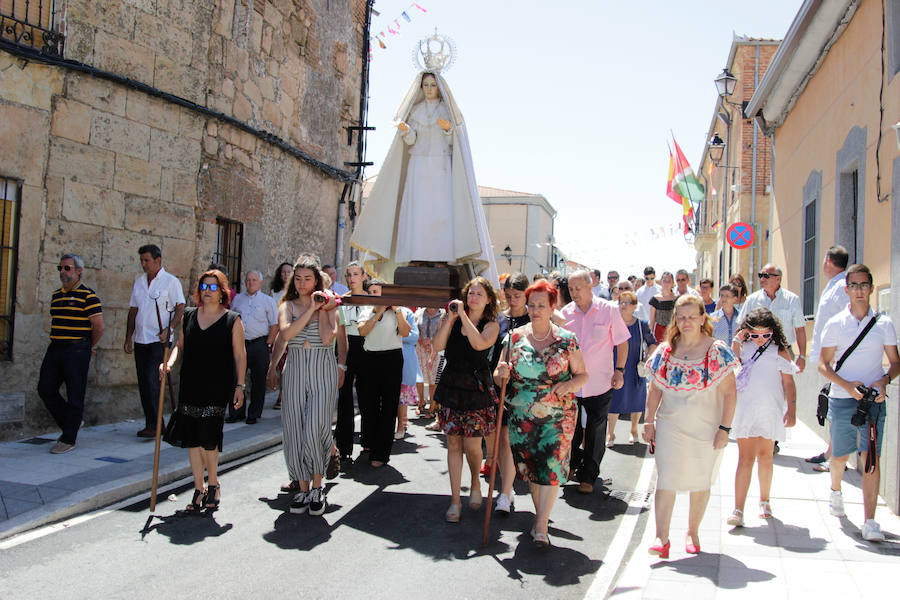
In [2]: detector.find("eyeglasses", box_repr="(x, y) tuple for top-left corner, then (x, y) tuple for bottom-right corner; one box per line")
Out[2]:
(847, 282), (872, 291)
(645, 275), (655, 280)
(676, 278), (688, 283)
(56, 265), (74, 272)
(619, 301), (635, 306)
(748, 332), (773, 339)
(199, 282), (219, 291)
(758, 272), (781, 279)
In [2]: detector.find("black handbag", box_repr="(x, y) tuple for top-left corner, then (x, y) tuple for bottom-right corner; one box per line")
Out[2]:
(817, 314), (879, 425)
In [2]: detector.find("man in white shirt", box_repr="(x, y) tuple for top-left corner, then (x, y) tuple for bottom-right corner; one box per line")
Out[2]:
(324, 264), (350, 296)
(229, 270), (279, 424)
(818, 264), (900, 542)
(590, 269), (609, 300)
(124, 244), (185, 437)
(674, 269), (701, 298)
(737, 263), (807, 372)
(635, 266), (661, 322)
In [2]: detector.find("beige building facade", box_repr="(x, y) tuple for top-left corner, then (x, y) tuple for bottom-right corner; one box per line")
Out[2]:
(747, 0), (900, 512)
(479, 186), (558, 277)
(0, 0), (368, 440)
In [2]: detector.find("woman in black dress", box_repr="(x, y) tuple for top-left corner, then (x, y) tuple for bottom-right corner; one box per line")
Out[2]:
(163, 269), (246, 513)
(432, 276), (500, 522)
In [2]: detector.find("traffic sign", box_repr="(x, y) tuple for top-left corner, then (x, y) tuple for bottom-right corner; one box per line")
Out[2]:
(726, 222), (754, 250)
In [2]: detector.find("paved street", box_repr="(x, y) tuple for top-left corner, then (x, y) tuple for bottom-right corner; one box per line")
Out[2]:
(0, 414), (648, 600)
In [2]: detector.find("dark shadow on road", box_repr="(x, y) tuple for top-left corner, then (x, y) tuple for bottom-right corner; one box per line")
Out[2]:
(495, 530), (602, 586)
(139, 511), (234, 544)
(651, 554), (774, 588)
(839, 516), (900, 556)
(560, 483), (630, 523)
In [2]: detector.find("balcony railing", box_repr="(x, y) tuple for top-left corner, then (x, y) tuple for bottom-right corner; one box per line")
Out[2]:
(0, 0), (63, 56)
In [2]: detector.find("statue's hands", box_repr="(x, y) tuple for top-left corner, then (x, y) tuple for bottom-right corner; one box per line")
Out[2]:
(437, 118), (451, 132)
(397, 121), (409, 132)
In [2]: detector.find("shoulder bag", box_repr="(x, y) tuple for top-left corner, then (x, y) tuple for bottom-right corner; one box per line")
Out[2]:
(816, 314), (879, 426)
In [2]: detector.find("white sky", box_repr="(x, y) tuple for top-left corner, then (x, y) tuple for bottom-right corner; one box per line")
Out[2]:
(362, 1), (801, 277)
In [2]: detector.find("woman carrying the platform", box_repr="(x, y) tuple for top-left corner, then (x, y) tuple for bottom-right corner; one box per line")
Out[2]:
(162, 269), (246, 513)
(433, 276), (500, 523)
(266, 255), (340, 516)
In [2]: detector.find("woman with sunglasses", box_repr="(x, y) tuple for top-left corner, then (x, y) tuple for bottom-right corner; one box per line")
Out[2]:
(726, 308), (797, 526)
(162, 269), (246, 513)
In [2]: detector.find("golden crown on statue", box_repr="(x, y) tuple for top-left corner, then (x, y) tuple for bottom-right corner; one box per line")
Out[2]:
(413, 30), (456, 73)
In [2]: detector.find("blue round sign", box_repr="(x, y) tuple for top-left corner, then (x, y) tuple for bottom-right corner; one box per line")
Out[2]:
(727, 222), (754, 249)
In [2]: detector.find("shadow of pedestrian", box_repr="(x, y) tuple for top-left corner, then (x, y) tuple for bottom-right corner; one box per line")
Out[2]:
(651, 554), (774, 589)
(839, 516), (900, 555)
(495, 531), (602, 586)
(726, 516), (827, 553)
(139, 512), (233, 544)
(560, 484), (630, 523)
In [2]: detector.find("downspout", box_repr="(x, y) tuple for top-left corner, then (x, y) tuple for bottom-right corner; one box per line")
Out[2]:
(750, 44), (760, 282)
(718, 107), (732, 288)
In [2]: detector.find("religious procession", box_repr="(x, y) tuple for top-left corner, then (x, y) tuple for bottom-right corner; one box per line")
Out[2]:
(2, 2), (900, 599)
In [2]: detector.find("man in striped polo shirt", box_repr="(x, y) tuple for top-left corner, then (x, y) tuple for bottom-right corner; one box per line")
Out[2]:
(38, 253), (104, 454)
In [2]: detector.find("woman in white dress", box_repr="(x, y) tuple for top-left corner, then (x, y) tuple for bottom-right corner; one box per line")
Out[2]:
(643, 295), (739, 558)
(727, 308), (797, 526)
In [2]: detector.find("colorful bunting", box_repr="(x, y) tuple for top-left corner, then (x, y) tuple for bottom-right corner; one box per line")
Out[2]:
(369, 3), (429, 52)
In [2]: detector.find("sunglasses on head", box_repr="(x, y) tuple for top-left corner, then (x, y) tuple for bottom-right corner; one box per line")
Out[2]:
(758, 272), (780, 279)
(748, 332), (772, 339)
(57, 265), (75, 272)
(199, 282), (219, 291)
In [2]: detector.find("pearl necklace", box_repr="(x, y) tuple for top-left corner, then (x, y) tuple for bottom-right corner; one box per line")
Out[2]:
(531, 325), (553, 342)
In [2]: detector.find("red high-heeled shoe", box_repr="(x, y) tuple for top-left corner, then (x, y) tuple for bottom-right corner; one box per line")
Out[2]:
(685, 534), (700, 554)
(648, 540), (670, 558)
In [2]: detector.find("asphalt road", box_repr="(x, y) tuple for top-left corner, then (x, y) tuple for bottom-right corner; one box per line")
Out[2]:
(0, 416), (651, 600)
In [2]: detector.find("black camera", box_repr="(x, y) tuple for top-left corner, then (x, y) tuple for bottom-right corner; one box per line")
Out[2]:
(313, 291), (326, 303)
(448, 302), (458, 313)
(851, 385), (879, 426)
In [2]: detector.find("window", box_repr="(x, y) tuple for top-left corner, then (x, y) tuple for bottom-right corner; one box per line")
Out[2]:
(0, 177), (22, 361)
(0, 0), (64, 56)
(802, 198), (817, 317)
(213, 217), (243, 293)
(836, 168), (863, 263)
(889, 0), (900, 78)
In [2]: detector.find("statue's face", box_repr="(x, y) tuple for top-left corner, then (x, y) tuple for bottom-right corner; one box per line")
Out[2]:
(422, 75), (439, 101)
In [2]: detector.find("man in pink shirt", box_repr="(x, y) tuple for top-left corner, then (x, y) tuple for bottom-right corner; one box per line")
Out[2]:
(562, 270), (630, 493)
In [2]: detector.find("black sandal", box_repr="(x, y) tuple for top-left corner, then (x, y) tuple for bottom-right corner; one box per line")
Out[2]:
(185, 488), (206, 514)
(205, 484), (220, 511)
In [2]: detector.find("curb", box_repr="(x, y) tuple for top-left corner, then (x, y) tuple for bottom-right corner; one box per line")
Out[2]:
(0, 428), (282, 541)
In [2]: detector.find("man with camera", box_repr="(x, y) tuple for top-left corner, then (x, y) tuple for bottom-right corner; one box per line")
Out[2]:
(818, 264), (900, 542)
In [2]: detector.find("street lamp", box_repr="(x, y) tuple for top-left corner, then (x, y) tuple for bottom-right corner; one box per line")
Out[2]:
(708, 132), (725, 166)
(715, 68), (737, 98)
(501, 245), (512, 265)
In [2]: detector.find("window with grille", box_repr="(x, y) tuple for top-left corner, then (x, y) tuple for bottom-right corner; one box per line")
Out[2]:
(802, 198), (818, 317)
(0, 0), (64, 55)
(0, 177), (22, 361)
(213, 217), (243, 293)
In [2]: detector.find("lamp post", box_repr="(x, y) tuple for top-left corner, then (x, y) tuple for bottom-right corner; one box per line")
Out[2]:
(713, 67), (741, 288)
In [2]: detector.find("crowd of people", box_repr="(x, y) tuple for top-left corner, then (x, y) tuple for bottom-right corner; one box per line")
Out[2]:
(35, 244), (899, 549)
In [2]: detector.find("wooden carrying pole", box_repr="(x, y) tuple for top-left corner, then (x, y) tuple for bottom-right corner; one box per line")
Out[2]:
(154, 300), (177, 411)
(482, 329), (513, 547)
(149, 312), (173, 512)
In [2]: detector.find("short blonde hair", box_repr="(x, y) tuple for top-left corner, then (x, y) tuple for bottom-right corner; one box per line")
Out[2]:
(666, 295), (713, 351)
(618, 291), (637, 305)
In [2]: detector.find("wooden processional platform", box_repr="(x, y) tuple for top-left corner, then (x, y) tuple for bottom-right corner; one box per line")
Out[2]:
(340, 264), (464, 308)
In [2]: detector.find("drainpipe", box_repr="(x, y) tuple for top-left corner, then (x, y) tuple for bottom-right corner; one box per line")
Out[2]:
(335, 182), (350, 271)
(718, 107), (732, 288)
(750, 44), (760, 281)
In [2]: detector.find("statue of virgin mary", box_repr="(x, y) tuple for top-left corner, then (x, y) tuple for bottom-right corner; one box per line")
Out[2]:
(350, 63), (497, 285)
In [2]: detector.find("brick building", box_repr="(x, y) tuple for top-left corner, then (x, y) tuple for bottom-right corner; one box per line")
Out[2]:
(694, 36), (778, 292)
(0, 0), (370, 440)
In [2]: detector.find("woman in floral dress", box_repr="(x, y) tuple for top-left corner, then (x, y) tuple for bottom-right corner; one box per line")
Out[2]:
(494, 279), (589, 547)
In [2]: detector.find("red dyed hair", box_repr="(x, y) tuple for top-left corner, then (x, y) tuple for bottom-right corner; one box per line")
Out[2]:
(193, 269), (231, 305)
(525, 279), (558, 307)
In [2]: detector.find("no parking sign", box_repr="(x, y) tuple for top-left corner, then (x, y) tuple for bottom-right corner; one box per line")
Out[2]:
(726, 222), (754, 250)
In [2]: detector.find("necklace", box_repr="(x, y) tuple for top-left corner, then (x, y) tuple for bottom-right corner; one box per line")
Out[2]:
(531, 325), (553, 342)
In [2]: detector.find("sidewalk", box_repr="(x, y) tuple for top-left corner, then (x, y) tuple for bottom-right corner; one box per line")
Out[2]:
(0, 392), (283, 541)
(609, 418), (900, 599)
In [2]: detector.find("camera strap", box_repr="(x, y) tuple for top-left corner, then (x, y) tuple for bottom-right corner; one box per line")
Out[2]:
(834, 314), (879, 374)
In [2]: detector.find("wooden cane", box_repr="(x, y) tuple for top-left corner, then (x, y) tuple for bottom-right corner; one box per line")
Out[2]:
(149, 343), (170, 512)
(154, 300), (177, 411)
(482, 329), (514, 547)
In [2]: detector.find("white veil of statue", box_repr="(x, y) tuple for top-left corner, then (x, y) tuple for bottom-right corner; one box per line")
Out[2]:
(350, 70), (498, 287)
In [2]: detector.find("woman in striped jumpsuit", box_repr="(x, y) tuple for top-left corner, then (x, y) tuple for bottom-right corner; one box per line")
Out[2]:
(267, 255), (339, 516)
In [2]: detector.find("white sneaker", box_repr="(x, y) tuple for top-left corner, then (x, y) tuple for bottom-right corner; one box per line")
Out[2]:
(862, 519), (885, 542)
(495, 492), (514, 515)
(829, 490), (845, 517)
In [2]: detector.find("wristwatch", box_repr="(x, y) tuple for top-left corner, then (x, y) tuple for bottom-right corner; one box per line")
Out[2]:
(718, 424), (731, 433)
(615, 367), (625, 372)
(236, 383), (246, 392)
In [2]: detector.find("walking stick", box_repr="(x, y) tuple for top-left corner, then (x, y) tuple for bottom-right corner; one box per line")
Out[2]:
(154, 299), (177, 411)
(482, 328), (514, 547)
(149, 303), (174, 512)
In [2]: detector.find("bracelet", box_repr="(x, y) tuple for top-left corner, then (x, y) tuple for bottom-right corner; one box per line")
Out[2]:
(718, 424), (731, 433)
(337, 364), (348, 372)
(615, 366), (625, 372)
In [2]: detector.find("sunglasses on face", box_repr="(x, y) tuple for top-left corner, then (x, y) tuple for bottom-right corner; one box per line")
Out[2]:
(199, 282), (219, 291)
(758, 272), (781, 279)
(57, 265), (74, 272)
(748, 332), (772, 339)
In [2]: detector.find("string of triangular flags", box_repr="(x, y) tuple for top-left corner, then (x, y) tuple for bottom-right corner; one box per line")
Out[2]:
(370, 3), (428, 57)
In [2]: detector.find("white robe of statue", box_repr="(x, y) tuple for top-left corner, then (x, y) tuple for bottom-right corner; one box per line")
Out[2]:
(350, 72), (498, 287)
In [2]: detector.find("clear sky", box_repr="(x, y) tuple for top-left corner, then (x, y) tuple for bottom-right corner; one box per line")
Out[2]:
(363, 1), (801, 277)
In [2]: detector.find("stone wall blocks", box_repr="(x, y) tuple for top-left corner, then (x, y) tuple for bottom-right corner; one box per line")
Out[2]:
(113, 154), (162, 197)
(62, 180), (126, 228)
(45, 176), (64, 220)
(222, 77), (236, 99)
(67, 0), (136, 38)
(92, 269), (135, 311)
(0, 102), (50, 183)
(233, 147), (253, 169)
(102, 227), (161, 273)
(203, 134), (220, 156)
(262, 100), (282, 128)
(15, 185), (43, 313)
(66, 73), (127, 116)
(90, 111), (152, 160)
(251, 9), (264, 51)
(125, 195), (196, 240)
(48, 138), (116, 187)
(233, 93), (253, 122)
(178, 109), (205, 141)
(258, 77), (276, 101)
(153, 56), (206, 105)
(214, 0), (236, 38)
(50, 97), (92, 143)
(243, 78), (263, 107)
(172, 169), (199, 206)
(94, 31), (156, 83)
(43, 220), (104, 272)
(134, 11), (193, 62)
(125, 90), (177, 132)
(0, 56), (63, 111)
(161, 237), (196, 278)
(149, 129), (202, 170)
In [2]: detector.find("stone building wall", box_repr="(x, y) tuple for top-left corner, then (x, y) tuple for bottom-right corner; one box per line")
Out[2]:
(0, 0), (366, 441)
